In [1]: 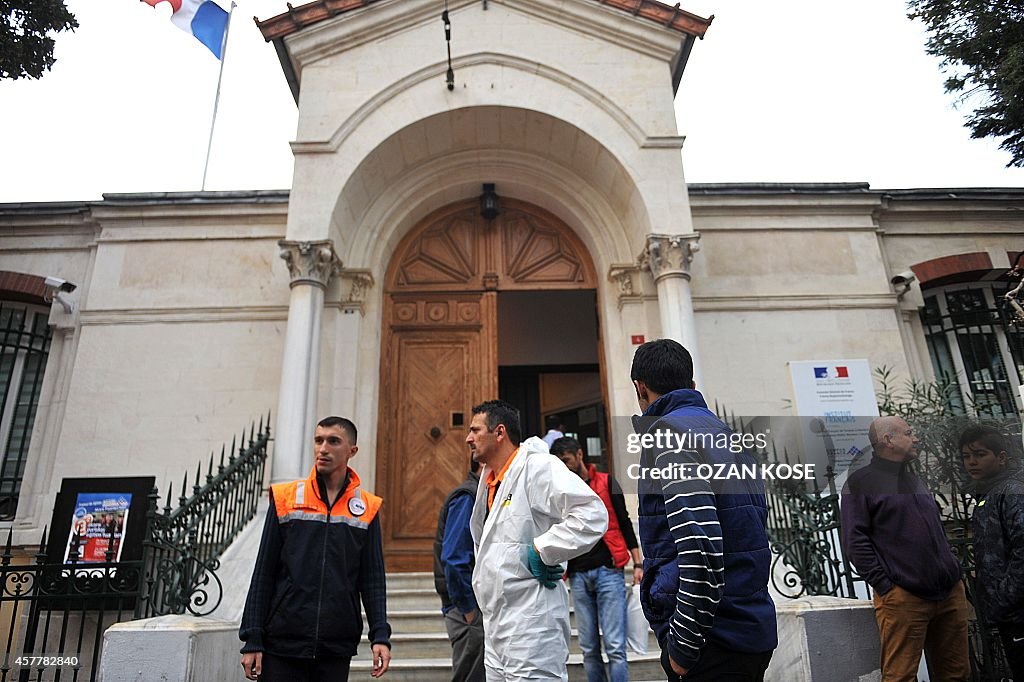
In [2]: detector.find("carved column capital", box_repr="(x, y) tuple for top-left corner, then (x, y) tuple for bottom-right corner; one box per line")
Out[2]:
(607, 263), (643, 309)
(279, 240), (343, 289)
(608, 264), (638, 296)
(338, 269), (375, 314)
(641, 233), (701, 282)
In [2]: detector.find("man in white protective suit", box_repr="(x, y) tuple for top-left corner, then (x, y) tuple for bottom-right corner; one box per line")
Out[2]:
(467, 399), (609, 681)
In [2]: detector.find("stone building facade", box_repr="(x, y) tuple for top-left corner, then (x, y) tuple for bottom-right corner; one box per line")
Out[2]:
(1, 0), (1022, 573)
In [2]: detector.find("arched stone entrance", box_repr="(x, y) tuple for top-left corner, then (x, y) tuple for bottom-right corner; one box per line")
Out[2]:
(376, 197), (602, 570)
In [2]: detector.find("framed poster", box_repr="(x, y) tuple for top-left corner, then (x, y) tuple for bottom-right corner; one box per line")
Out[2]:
(46, 477), (155, 565)
(63, 492), (132, 564)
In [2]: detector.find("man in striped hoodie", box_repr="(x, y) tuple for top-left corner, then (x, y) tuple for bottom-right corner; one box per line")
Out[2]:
(630, 339), (777, 681)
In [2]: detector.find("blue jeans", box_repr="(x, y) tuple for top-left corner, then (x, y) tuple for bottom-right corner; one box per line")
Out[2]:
(570, 566), (629, 682)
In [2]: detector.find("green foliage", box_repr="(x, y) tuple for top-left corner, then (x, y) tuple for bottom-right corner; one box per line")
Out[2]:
(907, 0), (1024, 167)
(873, 365), (1022, 534)
(874, 365), (963, 419)
(0, 0), (78, 80)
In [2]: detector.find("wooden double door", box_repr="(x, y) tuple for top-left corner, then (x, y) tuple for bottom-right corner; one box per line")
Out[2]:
(376, 198), (598, 571)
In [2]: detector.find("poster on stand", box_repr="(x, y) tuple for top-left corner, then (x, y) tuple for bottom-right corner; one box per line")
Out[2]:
(63, 492), (132, 564)
(46, 477), (154, 569)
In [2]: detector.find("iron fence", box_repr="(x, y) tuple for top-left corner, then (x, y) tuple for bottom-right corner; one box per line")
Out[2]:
(0, 416), (270, 681)
(1, 526), (142, 682)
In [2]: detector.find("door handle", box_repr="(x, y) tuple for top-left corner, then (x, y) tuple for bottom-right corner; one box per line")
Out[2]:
(429, 425), (442, 440)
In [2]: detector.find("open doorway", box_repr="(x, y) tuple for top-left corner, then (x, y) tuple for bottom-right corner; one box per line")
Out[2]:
(497, 290), (610, 470)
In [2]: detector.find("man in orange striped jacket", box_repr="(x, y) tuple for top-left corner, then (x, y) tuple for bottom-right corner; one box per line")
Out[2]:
(240, 416), (392, 681)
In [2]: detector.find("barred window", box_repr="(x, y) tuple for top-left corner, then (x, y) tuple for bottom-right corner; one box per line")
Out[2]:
(922, 285), (1024, 417)
(0, 303), (52, 520)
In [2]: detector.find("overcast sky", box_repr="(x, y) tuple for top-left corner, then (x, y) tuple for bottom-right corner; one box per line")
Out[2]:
(1, 0), (1021, 204)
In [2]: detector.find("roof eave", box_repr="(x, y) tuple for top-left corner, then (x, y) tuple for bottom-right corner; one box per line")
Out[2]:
(273, 37), (301, 104)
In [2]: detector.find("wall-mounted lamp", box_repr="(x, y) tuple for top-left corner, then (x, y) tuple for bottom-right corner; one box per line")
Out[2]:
(480, 183), (500, 221)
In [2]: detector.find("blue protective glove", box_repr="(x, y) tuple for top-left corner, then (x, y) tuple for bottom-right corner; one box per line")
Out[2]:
(527, 545), (563, 589)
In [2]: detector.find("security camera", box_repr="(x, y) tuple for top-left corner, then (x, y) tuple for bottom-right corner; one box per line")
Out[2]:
(43, 276), (77, 313)
(44, 276), (77, 293)
(890, 271), (915, 287)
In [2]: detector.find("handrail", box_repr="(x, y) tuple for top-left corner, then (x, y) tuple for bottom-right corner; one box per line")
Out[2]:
(137, 413), (271, 618)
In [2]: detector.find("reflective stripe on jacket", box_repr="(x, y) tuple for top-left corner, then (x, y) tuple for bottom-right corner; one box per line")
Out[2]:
(272, 469), (382, 529)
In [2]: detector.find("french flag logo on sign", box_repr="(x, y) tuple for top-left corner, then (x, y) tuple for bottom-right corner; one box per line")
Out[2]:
(814, 366), (850, 380)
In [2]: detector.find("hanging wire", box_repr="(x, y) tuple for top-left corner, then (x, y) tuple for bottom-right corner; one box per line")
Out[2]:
(443, 0), (454, 90)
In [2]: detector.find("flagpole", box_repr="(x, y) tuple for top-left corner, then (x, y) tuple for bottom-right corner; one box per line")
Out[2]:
(201, 1), (235, 191)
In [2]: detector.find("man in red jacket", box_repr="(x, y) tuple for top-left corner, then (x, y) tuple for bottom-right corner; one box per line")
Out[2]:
(552, 437), (642, 682)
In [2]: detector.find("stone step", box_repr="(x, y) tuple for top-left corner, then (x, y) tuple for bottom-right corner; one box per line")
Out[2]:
(349, 653), (665, 681)
(386, 572), (436, 591)
(352, 627), (659, 659)
(369, 572), (660, 679)
(387, 588), (444, 611)
(365, 606), (652, 639)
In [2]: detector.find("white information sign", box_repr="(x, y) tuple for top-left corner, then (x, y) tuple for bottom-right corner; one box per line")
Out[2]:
(788, 359), (880, 479)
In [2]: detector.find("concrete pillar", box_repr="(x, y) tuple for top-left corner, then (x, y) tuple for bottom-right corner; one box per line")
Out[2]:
(273, 240), (342, 484)
(643, 233), (703, 388)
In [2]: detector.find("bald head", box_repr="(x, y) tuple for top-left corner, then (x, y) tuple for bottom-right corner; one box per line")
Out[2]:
(869, 416), (918, 462)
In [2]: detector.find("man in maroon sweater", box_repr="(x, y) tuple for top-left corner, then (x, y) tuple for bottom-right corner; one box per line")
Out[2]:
(840, 416), (968, 682)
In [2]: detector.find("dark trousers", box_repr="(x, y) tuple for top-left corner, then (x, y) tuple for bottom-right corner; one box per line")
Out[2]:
(260, 652), (352, 682)
(660, 641), (772, 681)
(444, 606), (486, 682)
(999, 624), (1024, 681)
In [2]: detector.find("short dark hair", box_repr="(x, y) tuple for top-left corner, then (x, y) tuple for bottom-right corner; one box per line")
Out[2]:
(630, 338), (694, 395)
(549, 436), (581, 457)
(545, 414), (563, 430)
(471, 400), (522, 446)
(958, 424), (1010, 455)
(317, 416), (358, 444)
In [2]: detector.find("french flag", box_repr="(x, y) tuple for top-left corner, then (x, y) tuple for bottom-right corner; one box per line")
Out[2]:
(144, 0), (230, 59)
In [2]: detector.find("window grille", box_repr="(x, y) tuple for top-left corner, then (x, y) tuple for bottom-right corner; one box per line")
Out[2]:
(922, 285), (1024, 417)
(0, 302), (52, 520)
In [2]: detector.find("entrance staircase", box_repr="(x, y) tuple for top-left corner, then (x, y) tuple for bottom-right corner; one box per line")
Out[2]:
(351, 572), (663, 681)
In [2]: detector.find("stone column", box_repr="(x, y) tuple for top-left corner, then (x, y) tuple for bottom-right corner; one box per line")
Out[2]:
(642, 233), (703, 388)
(273, 240), (342, 484)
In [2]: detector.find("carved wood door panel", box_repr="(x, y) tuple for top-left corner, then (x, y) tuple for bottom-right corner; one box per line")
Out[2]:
(379, 293), (496, 571)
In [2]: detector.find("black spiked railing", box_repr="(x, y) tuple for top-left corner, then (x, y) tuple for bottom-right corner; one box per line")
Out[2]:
(137, 413), (271, 619)
(712, 404), (865, 600)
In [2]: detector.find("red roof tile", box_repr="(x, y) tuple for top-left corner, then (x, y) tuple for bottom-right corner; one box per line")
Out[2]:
(256, 0), (712, 42)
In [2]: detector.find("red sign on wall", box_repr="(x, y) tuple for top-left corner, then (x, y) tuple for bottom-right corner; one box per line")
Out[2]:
(630, 335), (645, 345)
